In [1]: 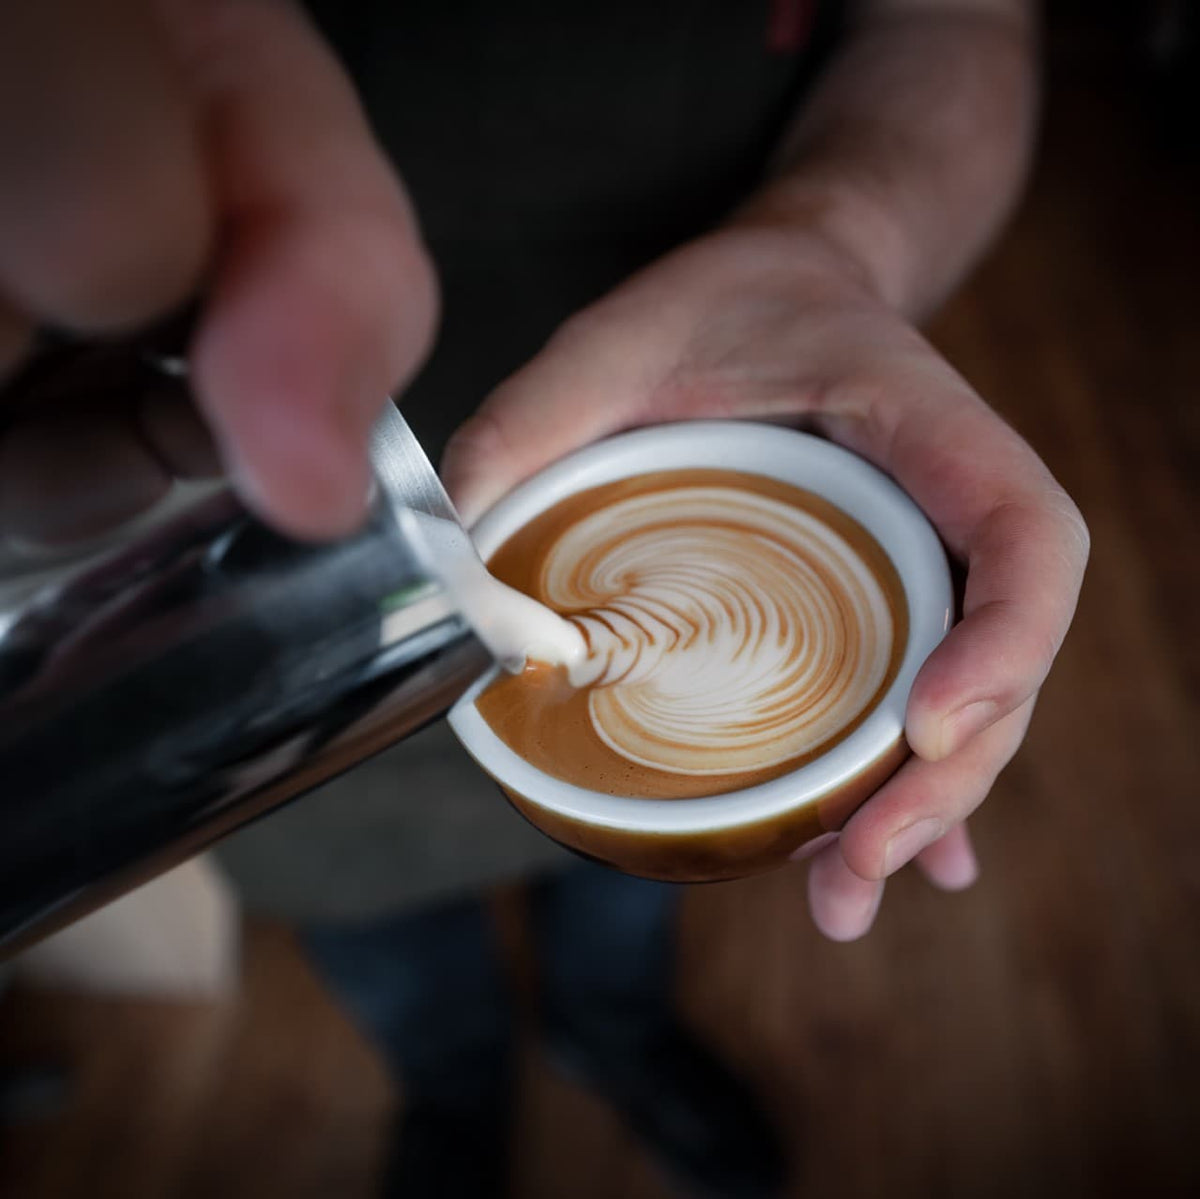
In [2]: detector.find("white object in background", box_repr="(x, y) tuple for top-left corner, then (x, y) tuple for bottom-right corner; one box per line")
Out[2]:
(13, 856), (241, 1000)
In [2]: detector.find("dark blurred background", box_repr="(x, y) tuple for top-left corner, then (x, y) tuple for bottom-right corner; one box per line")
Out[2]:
(3, 3), (1200, 1196)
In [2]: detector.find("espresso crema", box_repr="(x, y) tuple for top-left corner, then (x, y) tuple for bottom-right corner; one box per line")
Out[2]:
(476, 469), (908, 799)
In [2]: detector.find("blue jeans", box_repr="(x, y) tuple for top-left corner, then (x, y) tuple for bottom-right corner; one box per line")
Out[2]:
(302, 862), (679, 1106)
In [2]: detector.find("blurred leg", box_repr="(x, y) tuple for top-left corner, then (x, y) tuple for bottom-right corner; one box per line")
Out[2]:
(301, 896), (513, 1198)
(303, 894), (511, 1102)
(531, 860), (678, 1050)
(530, 863), (787, 1199)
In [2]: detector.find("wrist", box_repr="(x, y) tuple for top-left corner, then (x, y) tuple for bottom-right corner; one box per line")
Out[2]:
(729, 177), (919, 317)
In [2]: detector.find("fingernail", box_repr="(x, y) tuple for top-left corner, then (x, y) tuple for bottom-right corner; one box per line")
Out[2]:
(939, 699), (1000, 757)
(822, 883), (885, 943)
(883, 817), (944, 875)
(940, 838), (980, 891)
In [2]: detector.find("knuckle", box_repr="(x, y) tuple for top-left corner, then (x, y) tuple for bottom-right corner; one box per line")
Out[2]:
(444, 406), (514, 473)
(999, 609), (1060, 703)
(1039, 485), (1091, 566)
(1018, 614), (1063, 689)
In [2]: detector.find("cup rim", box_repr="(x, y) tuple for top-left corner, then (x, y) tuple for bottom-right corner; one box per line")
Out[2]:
(448, 420), (953, 834)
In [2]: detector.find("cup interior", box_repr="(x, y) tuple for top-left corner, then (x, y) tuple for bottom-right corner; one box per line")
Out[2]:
(448, 421), (952, 834)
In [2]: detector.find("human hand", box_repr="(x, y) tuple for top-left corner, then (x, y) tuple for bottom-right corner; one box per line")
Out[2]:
(0, 0), (435, 541)
(442, 224), (1088, 941)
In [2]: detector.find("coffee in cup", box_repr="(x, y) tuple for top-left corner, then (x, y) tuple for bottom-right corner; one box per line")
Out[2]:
(449, 422), (952, 882)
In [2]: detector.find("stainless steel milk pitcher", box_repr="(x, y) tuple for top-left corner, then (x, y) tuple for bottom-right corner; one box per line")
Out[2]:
(0, 338), (492, 954)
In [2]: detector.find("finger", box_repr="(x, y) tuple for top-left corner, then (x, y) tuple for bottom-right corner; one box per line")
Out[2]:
(904, 485), (1088, 759)
(807, 842), (885, 942)
(837, 698), (1034, 882)
(819, 361), (1088, 762)
(0, 0), (212, 330)
(180, 0), (437, 539)
(442, 309), (661, 524)
(914, 823), (979, 892)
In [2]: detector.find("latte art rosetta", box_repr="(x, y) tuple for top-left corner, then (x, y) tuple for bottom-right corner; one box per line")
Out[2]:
(475, 470), (907, 799)
(547, 488), (894, 775)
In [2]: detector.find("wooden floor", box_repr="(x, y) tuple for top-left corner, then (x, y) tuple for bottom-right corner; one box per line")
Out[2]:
(4, 22), (1200, 1199)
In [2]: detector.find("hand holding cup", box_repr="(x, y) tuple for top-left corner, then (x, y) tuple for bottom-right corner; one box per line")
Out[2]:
(444, 226), (1089, 941)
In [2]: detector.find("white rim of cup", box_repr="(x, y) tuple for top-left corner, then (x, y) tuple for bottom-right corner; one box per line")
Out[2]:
(448, 421), (953, 835)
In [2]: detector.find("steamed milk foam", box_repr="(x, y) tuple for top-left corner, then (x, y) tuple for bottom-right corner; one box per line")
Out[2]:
(473, 469), (907, 800)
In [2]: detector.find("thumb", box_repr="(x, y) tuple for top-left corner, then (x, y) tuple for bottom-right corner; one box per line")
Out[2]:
(441, 317), (663, 525)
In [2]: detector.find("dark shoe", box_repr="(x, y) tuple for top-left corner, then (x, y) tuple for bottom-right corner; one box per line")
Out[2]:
(544, 1023), (788, 1199)
(381, 1091), (511, 1199)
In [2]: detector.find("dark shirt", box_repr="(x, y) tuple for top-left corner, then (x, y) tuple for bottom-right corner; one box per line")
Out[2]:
(305, 0), (835, 457)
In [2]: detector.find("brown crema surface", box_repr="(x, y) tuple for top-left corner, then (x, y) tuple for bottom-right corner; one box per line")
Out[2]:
(476, 469), (908, 799)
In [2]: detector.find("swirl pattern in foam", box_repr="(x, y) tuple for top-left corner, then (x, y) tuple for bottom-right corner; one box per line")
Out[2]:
(475, 469), (907, 799)
(543, 486), (895, 775)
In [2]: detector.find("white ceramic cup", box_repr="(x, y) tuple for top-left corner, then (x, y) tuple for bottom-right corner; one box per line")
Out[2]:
(449, 421), (953, 882)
